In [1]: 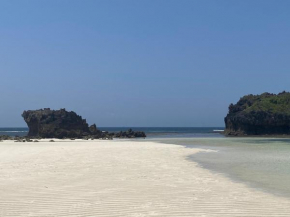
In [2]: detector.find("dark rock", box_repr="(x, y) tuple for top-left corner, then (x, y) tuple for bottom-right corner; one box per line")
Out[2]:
(0, 135), (13, 140)
(22, 108), (146, 139)
(224, 91), (290, 136)
(22, 108), (91, 139)
(89, 124), (101, 135)
(114, 128), (146, 138)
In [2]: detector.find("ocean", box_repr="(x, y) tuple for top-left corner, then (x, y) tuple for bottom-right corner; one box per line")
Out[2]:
(0, 127), (224, 138)
(0, 128), (29, 137)
(1, 127), (289, 198)
(100, 127), (225, 138)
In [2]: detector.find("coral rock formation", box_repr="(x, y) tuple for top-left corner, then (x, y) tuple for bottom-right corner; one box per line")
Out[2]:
(224, 92), (290, 136)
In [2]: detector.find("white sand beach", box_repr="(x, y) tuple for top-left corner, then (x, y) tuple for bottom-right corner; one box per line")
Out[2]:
(1, 139), (290, 217)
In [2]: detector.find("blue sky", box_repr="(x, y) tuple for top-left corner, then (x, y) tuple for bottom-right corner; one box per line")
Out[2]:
(0, 0), (289, 127)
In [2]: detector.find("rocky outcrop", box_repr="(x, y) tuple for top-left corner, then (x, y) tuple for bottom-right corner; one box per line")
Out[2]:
(22, 108), (96, 138)
(224, 92), (290, 136)
(22, 108), (146, 139)
(0, 135), (14, 141)
(114, 129), (146, 138)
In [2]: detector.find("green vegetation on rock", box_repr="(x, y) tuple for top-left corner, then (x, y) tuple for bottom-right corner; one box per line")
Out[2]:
(225, 91), (290, 136)
(239, 92), (290, 115)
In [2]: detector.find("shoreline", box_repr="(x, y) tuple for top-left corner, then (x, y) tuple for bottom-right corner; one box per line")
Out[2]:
(155, 136), (290, 199)
(224, 134), (290, 138)
(1, 139), (290, 216)
(222, 131), (290, 138)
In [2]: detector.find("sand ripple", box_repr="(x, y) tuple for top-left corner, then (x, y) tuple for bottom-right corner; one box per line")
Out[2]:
(0, 140), (290, 216)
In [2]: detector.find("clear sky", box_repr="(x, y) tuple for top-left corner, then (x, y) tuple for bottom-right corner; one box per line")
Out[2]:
(0, 0), (289, 127)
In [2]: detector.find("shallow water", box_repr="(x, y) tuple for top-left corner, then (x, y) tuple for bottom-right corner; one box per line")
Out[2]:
(152, 137), (290, 198)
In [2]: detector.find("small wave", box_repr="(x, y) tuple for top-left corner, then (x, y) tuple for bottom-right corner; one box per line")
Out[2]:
(213, 130), (224, 132)
(0, 131), (28, 133)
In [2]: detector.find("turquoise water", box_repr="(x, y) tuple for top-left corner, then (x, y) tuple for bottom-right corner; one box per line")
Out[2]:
(154, 137), (290, 198)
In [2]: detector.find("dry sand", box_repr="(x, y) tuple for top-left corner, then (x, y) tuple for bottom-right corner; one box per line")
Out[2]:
(0, 139), (290, 217)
